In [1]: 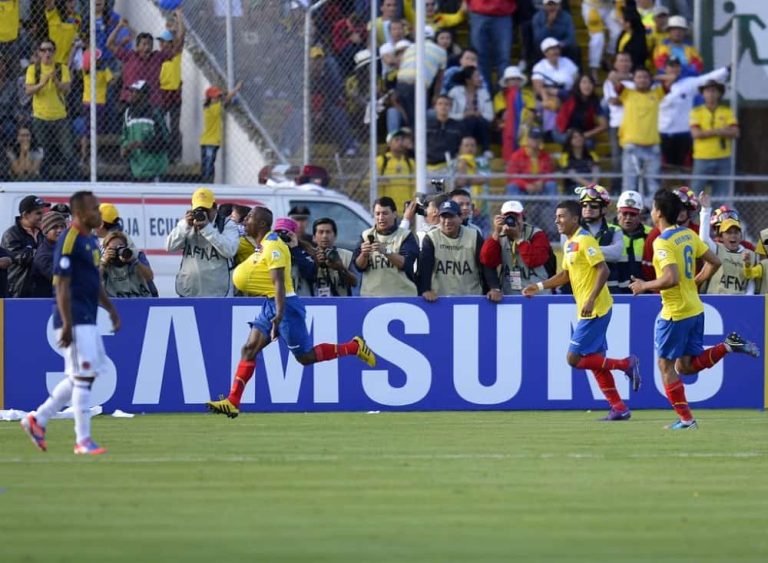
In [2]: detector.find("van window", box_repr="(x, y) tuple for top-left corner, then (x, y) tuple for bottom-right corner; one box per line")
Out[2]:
(289, 200), (370, 250)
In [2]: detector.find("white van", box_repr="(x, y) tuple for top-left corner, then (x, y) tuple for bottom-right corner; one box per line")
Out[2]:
(0, 182), (373, 297)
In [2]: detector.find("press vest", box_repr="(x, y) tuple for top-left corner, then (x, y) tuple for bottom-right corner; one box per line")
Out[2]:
(704, 244), (755, 295)
(312, 247), (353, 297)
(360, 227), (417, 296)
(102, 263), (153, 298)
(621, 224), (651, 288)
(425, 227), (482, 296)
(499, 224), (549, 294)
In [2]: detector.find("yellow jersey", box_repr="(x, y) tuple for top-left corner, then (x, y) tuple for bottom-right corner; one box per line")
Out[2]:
(199, 101), (222, 146)
(618, 87), (664, 146)
(160, 53), (182, 91)
(0, 0), (19, 42)
(653, 226), (709, 321)
(26, 62), (70, 120)
(689, 105), (737, 160)
(232, 231), (295, 298)
(83, 68), (113, 105)
(45, 8), (78, 65)
(563, 229), (613, 319)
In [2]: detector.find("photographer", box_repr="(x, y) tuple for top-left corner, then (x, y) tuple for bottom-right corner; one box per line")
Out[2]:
(311, 217), (357, 297)
(1, 195), (50, 298)
(400, 192), (449, 247)
(28, 211), (67, 297)
(165, 187), (239, 296)
(101, 231), (155, 298)
(480, 200), (555, 295)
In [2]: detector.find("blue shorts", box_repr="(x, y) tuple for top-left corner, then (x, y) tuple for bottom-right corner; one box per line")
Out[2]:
(250, 295), (312, 357)
(568, 310), (611, 356)
(655, 313), (704, 360)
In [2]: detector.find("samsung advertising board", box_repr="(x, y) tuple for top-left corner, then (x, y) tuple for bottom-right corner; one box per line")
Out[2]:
(1, 296), (765, 412)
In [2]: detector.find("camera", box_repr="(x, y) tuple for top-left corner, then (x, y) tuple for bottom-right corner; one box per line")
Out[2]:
(111, 245), (133, 264)
(504, 215), (517, 227)
(277, 230), (292, 244)
(430, 178), (445, 193)
(324, 248), (340, 263)
(404, 196), (426, 216)
(192, 207), (208, 222)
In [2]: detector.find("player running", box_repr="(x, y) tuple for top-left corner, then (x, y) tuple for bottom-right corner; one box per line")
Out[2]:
(524, 200), (641, 421)
(629, 188), (760, 429)
(206, 207), (375, 418)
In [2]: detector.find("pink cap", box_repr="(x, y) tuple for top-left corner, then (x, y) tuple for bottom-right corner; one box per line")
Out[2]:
(273, 217), (298, 233)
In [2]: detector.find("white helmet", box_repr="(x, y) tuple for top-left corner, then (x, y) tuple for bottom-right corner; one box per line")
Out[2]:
(617, 190), (643, 212)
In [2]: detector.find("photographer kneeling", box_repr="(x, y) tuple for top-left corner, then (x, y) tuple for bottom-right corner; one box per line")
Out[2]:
(101, 232), (155, 298)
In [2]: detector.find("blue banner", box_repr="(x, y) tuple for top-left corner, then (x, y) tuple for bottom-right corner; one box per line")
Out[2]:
(2, 296), (765, 412)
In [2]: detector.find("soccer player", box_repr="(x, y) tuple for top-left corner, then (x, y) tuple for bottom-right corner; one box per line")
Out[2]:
(20, 191), (121, 455)
(523, 200), (641, 421)
(629, 189), (760, 429)
(206, 207), (376, 418)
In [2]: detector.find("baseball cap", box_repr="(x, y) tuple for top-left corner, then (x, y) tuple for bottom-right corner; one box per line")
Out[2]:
(540, 37), (560, 54)
(274, 217), (298, 233)
(617, 190), (643, 212)
(157, 30), (174, 42)
(310, 45), (325, 58)
(544, 0), (562, 4)
(424, 25), (435, 40)
(720, 218), (741, 233)
(41, 211), (66, 234)
(191, 187), (216, 209)
(19, 195), (51, 214)
(386, 129), (406, 143)
(501, 201), (524, 215)
(653, 5), (670, 16)
(438, 200), (460, 216)
(668, 15), (688, 29)
(205, 86), (222, 99)
(379, 43), (395, 57)
(288, 205), (311, 219)
(99, 203), (120, 224)
(129, 79), (148, 91)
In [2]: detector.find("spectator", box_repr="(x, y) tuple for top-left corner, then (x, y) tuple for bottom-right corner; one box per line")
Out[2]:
(554, 74), (607, 146)
(288, 205), (315, 246)
(648, 4), (670, 55)
(449, 187), (484, 235)
(0, 244), (9, 297)
(616, 0), (649, 71)
(480, 199), (555, 295)
(158, 12), (185, 164)
(435, 28), (461, 68)
(581, 0), (623, 81)
(447, 65), (493, 155)
(614, 189), (651, 285)
(80, 48), (114, 168)
(165, 187), (239, 297)
(199, 82), (242, 183)
(455, 135), (488, 200)
(100, 230), (155, 298)
(513, 0), (537, 72)
(602, 52), (632, 193)
(107, 11), (184, 110)
(532, 0), (580, 67)
(657, 61), (730, 174)
(376, 129), (415, 214)
(494, 65), (536, 160)
(418, 200), (493, 301)
(400, 192), (449, 246)
(531, 37), (579, 138)
(611, 67), (665, 193)
(559, 128), (600, 192)
(6, 126), (43, 179)
(44, 0), (79, 66)
(506, 127), (557, 207)
(426, 94), (464, 170)
(690, 79), (739, 202)
(81, 0), (124, 70)
(25, 38), (77, 180)
(466, 0), (516, 94)
(403, 0), (466, 31)
(332, 9), (367, 76)
(276, 220), (316, 297)
(575, 184), (626, 293)
(0, 0), (20, 67)
(310, 217), (357, 297)
(395, 27), (447, 131)
(698, 192), (756, 295)
(353, 196), (419, 296)
(371, 0), (402, 45)
(652, 15), (703, 78)
(0, 54), (19, 148)
(120, 80), (169, 181)
(1, 194), (50, 298)
(441, 48), (490, 95)
(28, 210), (66, 298)
(229, 204), (251, 235)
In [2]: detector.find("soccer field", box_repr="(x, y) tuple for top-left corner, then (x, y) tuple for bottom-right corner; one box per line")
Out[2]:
(1, 410), (767, 562)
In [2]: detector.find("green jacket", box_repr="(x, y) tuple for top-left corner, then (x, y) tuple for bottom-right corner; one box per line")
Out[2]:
(121, 106), (169, 179)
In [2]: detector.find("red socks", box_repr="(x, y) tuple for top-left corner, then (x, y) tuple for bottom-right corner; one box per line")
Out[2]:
(593, 370), (627, 411)
(312, 340), (359, 362)
(691, 343), (728, 372)
(664, 380), (693, 422)
(576, 354), (629, 372)
(227, 360), (256, 407)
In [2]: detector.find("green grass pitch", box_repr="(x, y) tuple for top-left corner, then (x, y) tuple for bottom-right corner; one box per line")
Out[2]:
(1, 410), (767, 562)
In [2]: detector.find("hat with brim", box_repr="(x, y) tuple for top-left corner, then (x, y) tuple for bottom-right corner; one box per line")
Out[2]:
(274, 217), (299, 233)
(699, 79), (725, 94)
(19, 195), (51, 214)
(540, 37), (560, 54)
(157, 30), (174, 42)
(439, 201), (460, 217)
(288, 205), (311, 219)
(499, 65), (528, 88)
(720, 218), (741, 233)
(206, 86), (222, 99)
(191, 187), (215, 209)
(99, 203), (119, 224)
(129, 79), (148, 91)
(501, 200), (524, 215)
(668, 15), (688, 29)
(354, 49), (374, 71)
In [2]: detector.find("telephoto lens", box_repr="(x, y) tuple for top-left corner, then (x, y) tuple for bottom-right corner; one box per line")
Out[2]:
(193, 208), (208, 222)
(504, 215), (517, 227)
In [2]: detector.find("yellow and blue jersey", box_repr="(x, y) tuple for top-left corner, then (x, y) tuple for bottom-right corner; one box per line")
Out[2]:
(232, 231), (295, 298)
(52, 226), (101, 328)
(563, 228), (613, 319)
(653, 226), (709, 321)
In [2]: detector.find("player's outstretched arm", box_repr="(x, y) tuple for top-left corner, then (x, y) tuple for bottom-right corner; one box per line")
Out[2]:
(631, 264), (679, 294)
(522, 269), (569, 296)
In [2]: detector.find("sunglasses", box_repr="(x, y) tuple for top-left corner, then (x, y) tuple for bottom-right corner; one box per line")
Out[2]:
(581, 202), (602, 210)
(39, 46), (54, 52)
(619, 210), (639, 216)
(712, 209), (740, 224)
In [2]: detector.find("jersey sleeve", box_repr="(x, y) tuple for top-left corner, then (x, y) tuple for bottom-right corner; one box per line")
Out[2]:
(583, 235), (605, 267)
(53, 228), (79, 278)
(694, 235), (710, 259)
(653, 237), (677, 270)
(263, 240), (290, 271)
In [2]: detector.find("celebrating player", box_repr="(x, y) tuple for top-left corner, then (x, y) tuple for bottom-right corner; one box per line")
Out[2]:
(629, 189), (760, 429)
(21, 191), (121, 455)
(206, 207), (375, 418)
(523, 200), (641, 421)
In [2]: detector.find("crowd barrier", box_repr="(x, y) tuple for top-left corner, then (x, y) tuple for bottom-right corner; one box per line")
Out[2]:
(1, 296), (765, 413)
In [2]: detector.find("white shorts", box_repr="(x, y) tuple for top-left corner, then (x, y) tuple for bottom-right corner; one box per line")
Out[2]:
(59, 324), (107, 379)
